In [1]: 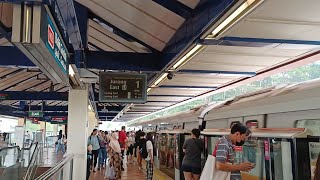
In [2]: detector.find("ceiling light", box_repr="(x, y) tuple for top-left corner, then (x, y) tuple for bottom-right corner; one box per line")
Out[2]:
(88, 104), (93, 111)
(154, 73), (168, 86)
(211, 0), (256, 37)
(172, 45), (203, 70)
(69, 65), (75, 77)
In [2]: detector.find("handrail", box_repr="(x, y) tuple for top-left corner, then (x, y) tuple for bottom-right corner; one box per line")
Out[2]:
(0, 145), (20, 152)
(35, 154), (74, 180)
(23, 142), (39, 180)
(22, 142), (37, 150)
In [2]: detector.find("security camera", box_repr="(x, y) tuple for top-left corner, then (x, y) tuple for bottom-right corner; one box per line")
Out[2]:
(167, 72), (174, 80)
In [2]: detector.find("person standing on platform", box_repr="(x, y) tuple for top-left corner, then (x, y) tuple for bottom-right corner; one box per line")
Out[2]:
(98, 131), (107, 170)
(118, 126), (127, 171)
(181, 129), (203, 180)
(145, 132), (154, 180)
(134, 130), (142, 158)
(56, 133), (66, 155)
(137, 131), (146, 169)
(126, 132), (134, 164)
(88, 129), (100, 172)
(108, 133), (122, 179)
(214, 123), (254, 180)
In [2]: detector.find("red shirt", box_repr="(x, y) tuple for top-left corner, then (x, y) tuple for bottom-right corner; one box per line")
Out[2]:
(118, 131), (127, 143)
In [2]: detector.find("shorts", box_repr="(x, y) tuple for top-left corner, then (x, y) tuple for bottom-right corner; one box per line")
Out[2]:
(127, 145), (133, 155)
(181, 164), (201, 175)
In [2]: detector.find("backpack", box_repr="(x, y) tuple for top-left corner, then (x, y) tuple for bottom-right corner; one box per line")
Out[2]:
(139, 139), (148, 159)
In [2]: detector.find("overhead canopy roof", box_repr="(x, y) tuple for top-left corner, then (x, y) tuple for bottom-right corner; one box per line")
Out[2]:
(0, 0), (320, 123)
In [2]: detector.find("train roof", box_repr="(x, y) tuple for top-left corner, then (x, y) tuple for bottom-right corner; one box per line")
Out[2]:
(200, 78), (320, 119)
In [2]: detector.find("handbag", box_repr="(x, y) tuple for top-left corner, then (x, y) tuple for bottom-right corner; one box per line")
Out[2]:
(105, 160), (116, 179)
(200, 154), (231, 180)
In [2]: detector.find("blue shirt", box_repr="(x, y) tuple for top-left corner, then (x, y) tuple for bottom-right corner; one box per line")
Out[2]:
(88, 135), (100, 150)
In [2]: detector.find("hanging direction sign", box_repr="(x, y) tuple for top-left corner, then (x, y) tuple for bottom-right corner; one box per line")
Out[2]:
(99, 72), (147, 103)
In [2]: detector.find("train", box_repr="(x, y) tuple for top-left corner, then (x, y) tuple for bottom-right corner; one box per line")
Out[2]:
(135, 78), (320, 180)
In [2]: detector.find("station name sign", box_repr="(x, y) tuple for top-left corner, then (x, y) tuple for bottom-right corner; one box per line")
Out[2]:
(99, 72), (147, 103)
(11, 4), (69, 84)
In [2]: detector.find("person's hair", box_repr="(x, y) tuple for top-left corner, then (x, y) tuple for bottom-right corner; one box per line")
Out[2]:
(314, 153), (320, 180)
(121, 126), (125, 130)
(126, 132), (129, 136)
(140, 132), (146, 137)
(93, 129), (97, 132)
(191, 129), (201, 138)
(146, 132), (153, 141)
(231, 123), (251, 136)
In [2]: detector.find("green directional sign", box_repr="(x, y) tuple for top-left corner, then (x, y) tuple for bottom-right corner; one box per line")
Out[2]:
(28, 111), (44, 118)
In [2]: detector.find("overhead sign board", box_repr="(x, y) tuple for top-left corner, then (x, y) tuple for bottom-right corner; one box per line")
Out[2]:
(12, 4), (69, 84)
(99, 72), (147, 103)
(50, 117), (67, 124)
(28, 111), (44, 118)
(0, 94), (10, 100)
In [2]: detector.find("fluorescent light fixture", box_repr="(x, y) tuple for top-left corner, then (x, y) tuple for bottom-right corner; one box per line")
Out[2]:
(172, 45), (203, 70)
(212, 0), (256, 37)
(69, 65), (75, 77)
(154, 73), (168, 86)
(218, 73), (255, 77)
(147, 88), (152, 93)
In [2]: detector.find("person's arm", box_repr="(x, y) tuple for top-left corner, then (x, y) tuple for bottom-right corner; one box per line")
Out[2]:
(147, 141), (154, 163)
(215, 143), (253, 172)
(182, 139), (188, 153)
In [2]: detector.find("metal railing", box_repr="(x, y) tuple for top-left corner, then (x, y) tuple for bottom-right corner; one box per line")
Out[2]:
(23, 142), (41, 180)
(35, 154), (74, 180)
(0, 145), (20, 167)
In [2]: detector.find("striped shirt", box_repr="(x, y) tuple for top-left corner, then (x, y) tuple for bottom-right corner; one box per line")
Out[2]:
(215, 136), (241, 180)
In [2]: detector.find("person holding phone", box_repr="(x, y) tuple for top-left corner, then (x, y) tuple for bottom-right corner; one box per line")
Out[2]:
(214, 123), (255, 180)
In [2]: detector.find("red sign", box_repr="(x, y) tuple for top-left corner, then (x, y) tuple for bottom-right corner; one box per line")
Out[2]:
(31, 118), (40, 124)
(264, 140), (270, 160)
(234, 146), (243, 152)
(48, 24), (54, 49)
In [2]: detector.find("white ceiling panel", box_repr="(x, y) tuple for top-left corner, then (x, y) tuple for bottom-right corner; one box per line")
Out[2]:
(121, 0), (185, 30)
(161, 74), (234, 87)
(77, 0), (166, 51)
(252, 0), (320, 23)
(227, 21), (320, 41)
(204, 45), (311, 57)
(136, 102), (175, 106)
(150, 88), (209, 96)
(89, 20), (148, 53)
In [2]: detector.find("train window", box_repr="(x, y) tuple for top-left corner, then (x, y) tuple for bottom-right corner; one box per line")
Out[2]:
(246, 120), (258, 129)
(230, 121), (241, 128)
(295, 119), (320, 136)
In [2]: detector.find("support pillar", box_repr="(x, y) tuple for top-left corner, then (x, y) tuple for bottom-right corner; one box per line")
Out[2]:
(53, 124), (58, 136)
(67, 86), (88, 180)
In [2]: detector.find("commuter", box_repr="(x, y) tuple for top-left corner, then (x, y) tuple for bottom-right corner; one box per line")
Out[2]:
(88, 129), (100, 172)
(181, 129), (203, 180)
(145, 132), (154, 180)
(126, 132), (135, 164)
(137, 131), (146, 169)
(87, 145), (93, 180)
(98, 131), (107, 170)
(134, 130), (142, 158)
(56, 134), (66, 155)
(25, 131), (31, 146)
(118, 126), (127, 171)
(314, 153), (320, 180)
(214, 123), (254, 180)
(108, 133), (122, 179)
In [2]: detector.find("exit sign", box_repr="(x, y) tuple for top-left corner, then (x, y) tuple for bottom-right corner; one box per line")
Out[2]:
(28, 111), (44, 118)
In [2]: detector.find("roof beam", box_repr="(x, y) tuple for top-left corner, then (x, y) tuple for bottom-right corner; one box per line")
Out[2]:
(158, 85), (217, 89)
(160, 0), (235, 67)
(86, 51), (161, 71)
(178, 69), (256, 76)
(0, 91), (68, 101)
(152, 0), (192, 19)
(0, 46), (36, 68)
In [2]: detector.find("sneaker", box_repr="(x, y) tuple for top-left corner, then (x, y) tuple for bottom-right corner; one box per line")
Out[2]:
(121, 167), (125, 171)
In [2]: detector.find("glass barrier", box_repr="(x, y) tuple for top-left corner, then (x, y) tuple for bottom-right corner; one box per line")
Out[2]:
(23, 142), (41, 180)
(0, 146), (23, 180)
(205, 136), (294, 180)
